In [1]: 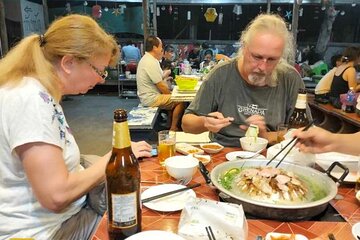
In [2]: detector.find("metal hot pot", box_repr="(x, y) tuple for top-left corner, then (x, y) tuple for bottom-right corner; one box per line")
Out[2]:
(208, 159), (348, 221)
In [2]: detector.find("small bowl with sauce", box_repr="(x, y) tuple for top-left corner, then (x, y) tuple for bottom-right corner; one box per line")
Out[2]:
(200, 143), (224, 154)
(193, 154), (211, 165)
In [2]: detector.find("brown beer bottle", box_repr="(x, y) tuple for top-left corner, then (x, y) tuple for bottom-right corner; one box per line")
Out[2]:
(106, 109), (141, 240)
(288, 88), (309, 129)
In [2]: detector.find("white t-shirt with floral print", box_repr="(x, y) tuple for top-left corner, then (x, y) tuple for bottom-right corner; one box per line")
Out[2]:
(0, 77), (85, 239)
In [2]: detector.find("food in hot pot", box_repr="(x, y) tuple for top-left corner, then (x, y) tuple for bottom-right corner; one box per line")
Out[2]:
(219, 166), (326, 205)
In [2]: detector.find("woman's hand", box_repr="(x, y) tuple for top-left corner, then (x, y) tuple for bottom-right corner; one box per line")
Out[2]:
(292, 127), (336, 153)
(131, 141), (152, 158)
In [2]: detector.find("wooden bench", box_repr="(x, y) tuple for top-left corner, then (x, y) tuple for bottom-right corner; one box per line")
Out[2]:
(308, 95), (360, 133)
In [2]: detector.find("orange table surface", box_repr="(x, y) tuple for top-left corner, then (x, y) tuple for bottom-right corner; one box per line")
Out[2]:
(92, 147), (356, 240)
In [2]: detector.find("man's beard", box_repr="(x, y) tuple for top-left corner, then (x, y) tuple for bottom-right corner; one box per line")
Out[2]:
(248, 72), (269, 86)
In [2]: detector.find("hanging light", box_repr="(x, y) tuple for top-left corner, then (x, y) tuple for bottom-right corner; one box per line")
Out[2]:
(233, 5), (242, 15)
(104, 7), (109, 12)
(204, 7), (218, 22)
(218, 12), (223, 25)
(65, 2), (71, 13)
(187, 11), (191, 21)
(340, 10), (345, 16)
(352, 1), (356, 7)
(156, 7), (160, 16)
(83, 1), (88, 6)
(92, 5), (102, 19)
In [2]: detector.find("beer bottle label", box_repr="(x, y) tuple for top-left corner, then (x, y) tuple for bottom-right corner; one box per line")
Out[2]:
(111, 192), (137, 228)
(112, 121), (131, 149)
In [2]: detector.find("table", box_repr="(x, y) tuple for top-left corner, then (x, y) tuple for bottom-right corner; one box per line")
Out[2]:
(308, 94), (360, 133)
(170, 81), (202, 102)
(91, 147), (355, 240)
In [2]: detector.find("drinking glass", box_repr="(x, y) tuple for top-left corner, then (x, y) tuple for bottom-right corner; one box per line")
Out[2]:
(158, 130), (176, 166)
(276, 123), (288, 144)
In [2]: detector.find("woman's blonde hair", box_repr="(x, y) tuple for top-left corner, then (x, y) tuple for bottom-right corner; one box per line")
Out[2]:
(237, 14), (296, 86)
(0, 14), (119, 102)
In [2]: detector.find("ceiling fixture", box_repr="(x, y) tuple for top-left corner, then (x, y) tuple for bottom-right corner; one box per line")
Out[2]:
(233, 5), (242, 15)
(204, 7), (218, 22)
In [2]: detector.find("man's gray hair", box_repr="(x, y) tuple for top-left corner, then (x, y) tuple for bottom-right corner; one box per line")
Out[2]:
(237, 14), (296, 87)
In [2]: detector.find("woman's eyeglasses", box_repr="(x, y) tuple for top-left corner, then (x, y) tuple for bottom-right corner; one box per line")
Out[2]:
(88, 62), (108, 79)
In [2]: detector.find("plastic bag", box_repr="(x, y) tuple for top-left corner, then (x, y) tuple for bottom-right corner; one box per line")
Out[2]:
(178, 198), (248, 240)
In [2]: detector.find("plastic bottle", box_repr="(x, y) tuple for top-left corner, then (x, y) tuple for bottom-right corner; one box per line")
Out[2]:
(106, 109), (141, 239)
(345, 87), (355, 113)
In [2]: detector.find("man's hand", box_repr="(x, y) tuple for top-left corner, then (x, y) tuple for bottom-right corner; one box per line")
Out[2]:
(240, 115), (267, 136)
(203, 112), (233, 133)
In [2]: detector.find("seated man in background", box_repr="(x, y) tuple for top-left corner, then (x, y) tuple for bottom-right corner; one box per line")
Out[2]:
(137, 36), (184, 131)
(188, 43), (201, 69)
(182, 14), (308, 147)
(122, 40), (141, 74)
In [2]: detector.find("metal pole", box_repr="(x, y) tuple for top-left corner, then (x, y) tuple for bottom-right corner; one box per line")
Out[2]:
(42, 0), (49, 28)
(291, 0), (300, 64)
(142, 0), (149, 42)
(0, 0), (8, 55)
(267, 0), (271, 13)
(152, 0), (157, 36)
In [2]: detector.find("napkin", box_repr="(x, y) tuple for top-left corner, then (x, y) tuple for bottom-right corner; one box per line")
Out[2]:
(177, 198), (248, 240)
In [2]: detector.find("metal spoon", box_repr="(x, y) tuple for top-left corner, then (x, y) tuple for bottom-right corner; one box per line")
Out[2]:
(236, 148), (265, 160)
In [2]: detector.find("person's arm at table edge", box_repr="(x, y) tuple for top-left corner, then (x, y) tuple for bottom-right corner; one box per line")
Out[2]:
(182, 113), (208, 134)
(330, 132), (360, 155)
(156, 81), (171, 94)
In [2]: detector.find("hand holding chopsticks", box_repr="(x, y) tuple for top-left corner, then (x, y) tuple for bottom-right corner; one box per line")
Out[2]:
(266, 120), (315, 168)
(193, 112), (243, 126)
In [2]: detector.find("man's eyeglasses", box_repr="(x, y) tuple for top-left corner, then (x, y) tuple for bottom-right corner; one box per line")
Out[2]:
(88, 62), (108, 79)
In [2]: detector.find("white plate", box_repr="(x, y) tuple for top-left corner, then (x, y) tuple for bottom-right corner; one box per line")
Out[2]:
(265, 232), (308, 240)
(141, 184), (196, 212)
(352, 222), (360, 240)
(225, 151), (266, 161)
(126, 230), (186, 240)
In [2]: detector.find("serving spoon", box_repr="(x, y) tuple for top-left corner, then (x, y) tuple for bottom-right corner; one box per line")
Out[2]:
(236, 148), (265, 160)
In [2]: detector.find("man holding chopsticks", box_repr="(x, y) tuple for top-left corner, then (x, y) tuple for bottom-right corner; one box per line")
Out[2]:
(182, 14), (311, 147)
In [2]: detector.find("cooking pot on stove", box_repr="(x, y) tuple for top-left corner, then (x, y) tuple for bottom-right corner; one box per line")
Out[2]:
(205, 159), (348, 221)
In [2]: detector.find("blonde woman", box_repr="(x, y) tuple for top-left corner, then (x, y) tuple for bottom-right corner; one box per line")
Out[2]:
(0, 14), (151, 239)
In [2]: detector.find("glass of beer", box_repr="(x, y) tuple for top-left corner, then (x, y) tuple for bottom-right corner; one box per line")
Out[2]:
(276, 123), (288, 143)
(158, 130), (176, 166)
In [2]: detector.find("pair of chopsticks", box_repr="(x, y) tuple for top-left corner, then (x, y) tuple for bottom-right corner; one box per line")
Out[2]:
(141, 183), (201, 203)
(194, 112), (243, 126)
(266, 120), (315, 168)
(205, 226), (216, 240)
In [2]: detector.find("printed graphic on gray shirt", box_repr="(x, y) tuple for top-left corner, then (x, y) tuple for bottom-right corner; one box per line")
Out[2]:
(237, 104), (267, 116)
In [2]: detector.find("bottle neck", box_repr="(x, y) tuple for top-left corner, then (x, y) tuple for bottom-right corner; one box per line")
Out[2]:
(112, 121), (131, 149)
(295, 93), (307, 109)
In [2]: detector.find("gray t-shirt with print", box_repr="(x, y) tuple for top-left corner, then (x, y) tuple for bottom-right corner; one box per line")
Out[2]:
(185, 59), (309, 147)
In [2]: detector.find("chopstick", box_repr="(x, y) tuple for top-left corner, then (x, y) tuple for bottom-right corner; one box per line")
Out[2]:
(205, 226), (216, 240)
(266, 120), (314, 167)
(194, 112), (243, 126)
(141, 183), (201, 203)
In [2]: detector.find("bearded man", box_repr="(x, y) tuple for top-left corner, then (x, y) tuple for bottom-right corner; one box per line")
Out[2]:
(182, 14), (310, 147)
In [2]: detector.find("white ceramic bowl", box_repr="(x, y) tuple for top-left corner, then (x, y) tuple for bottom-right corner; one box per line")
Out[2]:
(200, 143), (224, 154)
(240, 137), (268, 152)
(164, 156), (199, 180)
